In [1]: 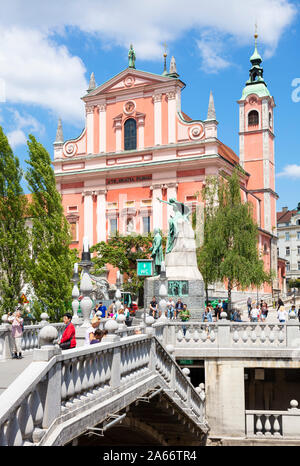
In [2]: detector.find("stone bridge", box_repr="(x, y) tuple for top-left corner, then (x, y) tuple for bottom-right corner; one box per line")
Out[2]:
(0, 318), (208, 446)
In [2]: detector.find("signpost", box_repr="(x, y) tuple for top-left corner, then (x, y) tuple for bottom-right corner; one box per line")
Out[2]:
(137, 259), (153, 327)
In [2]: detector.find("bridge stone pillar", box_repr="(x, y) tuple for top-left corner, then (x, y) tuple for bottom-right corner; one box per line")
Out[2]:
(33, 325), (62, 429)
(205, 359), (245, 439)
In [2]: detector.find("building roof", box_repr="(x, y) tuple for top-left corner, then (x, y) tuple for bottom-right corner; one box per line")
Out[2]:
(277, 208), (298, 224)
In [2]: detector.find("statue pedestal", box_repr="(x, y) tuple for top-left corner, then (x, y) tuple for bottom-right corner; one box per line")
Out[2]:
(144, 276), (204, 319)
(145, 205), (205, 319)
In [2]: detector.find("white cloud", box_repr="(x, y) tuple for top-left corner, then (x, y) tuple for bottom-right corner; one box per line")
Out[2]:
(0, 0), (296, 122)
(6, 110), (46, 148)
(277, 165), (300, 179)
(0, 28), (87, 125)
(7, 129), (27, 149)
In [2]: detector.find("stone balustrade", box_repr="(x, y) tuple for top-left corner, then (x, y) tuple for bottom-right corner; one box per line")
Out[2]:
(153, 320), (300, 356)
(0, 320), (207, 446)
(0, 321), (66, 360)
(246, 400), (300, 438)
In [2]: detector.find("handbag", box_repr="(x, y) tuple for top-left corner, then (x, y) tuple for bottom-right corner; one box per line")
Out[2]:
(59, 338), (71, 350)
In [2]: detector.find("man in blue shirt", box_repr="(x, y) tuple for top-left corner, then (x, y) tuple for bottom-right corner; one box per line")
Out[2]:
(96, 301), (107, 318)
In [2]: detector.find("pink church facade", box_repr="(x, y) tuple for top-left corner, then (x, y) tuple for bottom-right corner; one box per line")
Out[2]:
(53, 42), (284, 296)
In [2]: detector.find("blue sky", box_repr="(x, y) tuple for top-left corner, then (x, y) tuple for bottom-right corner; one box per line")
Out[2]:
(0, 0), (299, 211)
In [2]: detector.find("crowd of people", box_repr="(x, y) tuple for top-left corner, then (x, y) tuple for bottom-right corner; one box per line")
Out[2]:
(7, 293), (300, 359)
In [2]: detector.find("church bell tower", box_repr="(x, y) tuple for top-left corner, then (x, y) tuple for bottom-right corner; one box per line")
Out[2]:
(237, 30), (277, 234)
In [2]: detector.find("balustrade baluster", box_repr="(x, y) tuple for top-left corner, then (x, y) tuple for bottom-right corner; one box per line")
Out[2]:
(273, 415), (281, 437)
(210, 326), (216, 343)
(278, 325), (285, 344)
(6, 412), (23, 446)
(260, 325), (266, 344)
(29, 388), (43, 427)
(0, 422), (8, 446)
(251, 326), (257, 343)
(177, 328), (184, 343)
(268, 325), (275, 344)
(242, 325), (248, 343)
(200, 327), (207, 343)
(232, 326), (239, 343)
(18, 395), (34, 441)
(264, 415), (272, 437)
(193, 327), (200, 342)
(255, 415), (263, 436)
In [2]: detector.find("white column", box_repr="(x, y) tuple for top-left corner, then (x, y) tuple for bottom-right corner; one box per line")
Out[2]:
(114, 117), (122, 152)
(96, 189), (107, 242)
(83, 191), (94, 248)
(137, 114), (145, 150)
(98, 103), (106, 153)
(151, 184), (163, 231)
(86, 106), (94, 154)
(153, 94), (162, 145)
(166, 91), (176, 144)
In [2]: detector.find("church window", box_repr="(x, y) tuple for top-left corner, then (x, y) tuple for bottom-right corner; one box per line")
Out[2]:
(248, 110), (259, 127)
(110, 218), (118, 235)
(124, 118), (137, 150)
(69, 222), (78, 242)
(143, 216), (150, 234)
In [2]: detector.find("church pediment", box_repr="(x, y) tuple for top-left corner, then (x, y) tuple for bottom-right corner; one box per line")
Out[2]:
(83, 68), (184, 100)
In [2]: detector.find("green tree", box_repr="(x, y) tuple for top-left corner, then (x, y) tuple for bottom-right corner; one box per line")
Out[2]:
(0, 127), (30, 315)
(25, 135), (73, 322)
(91, 232), (164, 303)
(200, 168), (271, 312)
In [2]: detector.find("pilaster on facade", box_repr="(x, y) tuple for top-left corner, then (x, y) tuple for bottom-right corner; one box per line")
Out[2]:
(150, 183), (163, 230)
(97, 103), (107, 153)
(166, 91), (176, 144)
(82, 190), (94, 248)
(96, 189), (107, 243)
(136, 112), (146, 150)
(86, 105), (95, 155)
(153, 93), (163, 146)
(113, 114), (123, 152)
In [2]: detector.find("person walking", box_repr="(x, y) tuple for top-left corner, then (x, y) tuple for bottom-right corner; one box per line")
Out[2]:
(58, 313), (76, 350)
(247, 297), (252, 318)
(96, 301), (107, 318)
(277, 297), (284, 311)
(11, 309), (24, 359)
(260, 302), (268, 321)
(250, 304), (260, 322)
(179, 304), (190, 336)
(277, 306), (288, 323)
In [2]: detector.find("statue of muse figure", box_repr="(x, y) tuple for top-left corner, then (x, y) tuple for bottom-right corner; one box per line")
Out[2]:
(157, 197), (191, 254)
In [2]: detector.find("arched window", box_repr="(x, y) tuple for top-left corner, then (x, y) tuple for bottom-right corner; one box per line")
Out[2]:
(248, 110), (259, 127)
(124, 118), (137, 150)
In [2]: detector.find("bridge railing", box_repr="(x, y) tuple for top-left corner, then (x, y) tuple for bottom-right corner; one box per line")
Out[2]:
(0, 317), (141, 360)
(0, 321), (207, 446)
(153, 317), (300, 351)
(245, 400), (300, 438)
